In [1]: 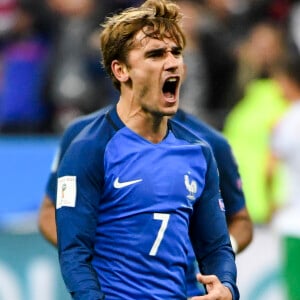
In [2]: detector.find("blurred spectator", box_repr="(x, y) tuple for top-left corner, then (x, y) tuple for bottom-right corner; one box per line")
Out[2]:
(0, 0), (53, 134)
(193, 0), (293, 130)
(270, 53), (300, 300)
(193, 0), (282, 129)
(287, 1), (300, 54)
(223, 21), (289, 224)
(223, 79), (287, 224)
(175, 0), (209, 123)
(235, 21), (287, 104)
(101, 0), (143, 14)
(44, 0), (117, 133)
(195, 0), (243, 129)
(0, 0), (18, 42)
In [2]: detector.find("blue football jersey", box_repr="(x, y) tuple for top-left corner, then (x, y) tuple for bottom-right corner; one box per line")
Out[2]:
(56, 106), (238, 300)
(47, 108), (245, 216)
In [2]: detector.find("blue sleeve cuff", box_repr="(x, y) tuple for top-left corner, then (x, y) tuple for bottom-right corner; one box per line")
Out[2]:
(222, 282), (240, 300)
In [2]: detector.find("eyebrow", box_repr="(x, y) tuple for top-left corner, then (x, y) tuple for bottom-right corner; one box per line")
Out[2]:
(145, 46), (182, 57)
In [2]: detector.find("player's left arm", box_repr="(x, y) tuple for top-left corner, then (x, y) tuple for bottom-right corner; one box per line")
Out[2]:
(226, 208), (253, 254)
(215, 140), (253, 254)
(190, 146), (239, 300)
(38, 195), (57, 246)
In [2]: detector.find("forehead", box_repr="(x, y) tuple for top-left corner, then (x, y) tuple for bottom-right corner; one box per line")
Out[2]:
(133, 29), (179, 50)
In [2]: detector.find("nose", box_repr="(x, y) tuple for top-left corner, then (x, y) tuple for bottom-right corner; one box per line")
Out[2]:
(164, 51), (180, 71)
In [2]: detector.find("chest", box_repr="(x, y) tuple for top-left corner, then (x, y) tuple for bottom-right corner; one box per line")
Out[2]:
(101, 136), (207, 214)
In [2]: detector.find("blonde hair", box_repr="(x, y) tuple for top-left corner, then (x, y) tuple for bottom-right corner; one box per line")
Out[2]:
(100, 0), (186, 90)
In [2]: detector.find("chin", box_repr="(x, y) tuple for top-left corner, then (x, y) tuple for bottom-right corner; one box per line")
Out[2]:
(163, 106), (178, 117)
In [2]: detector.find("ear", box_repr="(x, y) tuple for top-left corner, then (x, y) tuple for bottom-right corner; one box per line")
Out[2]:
(111, 60), (129, 83)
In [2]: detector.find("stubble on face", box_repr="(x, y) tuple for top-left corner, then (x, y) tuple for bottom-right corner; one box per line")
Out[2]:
(126, 32), (182, 118)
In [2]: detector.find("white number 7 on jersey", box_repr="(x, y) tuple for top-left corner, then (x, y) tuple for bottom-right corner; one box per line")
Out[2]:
(149, 213), (170, 256)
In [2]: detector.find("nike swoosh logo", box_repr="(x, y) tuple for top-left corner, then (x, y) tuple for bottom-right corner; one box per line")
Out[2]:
(113, 177), (143, 189)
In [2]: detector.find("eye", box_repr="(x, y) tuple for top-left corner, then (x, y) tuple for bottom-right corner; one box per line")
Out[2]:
(171, 48), (182, 57)
(147, 50), (164, 58)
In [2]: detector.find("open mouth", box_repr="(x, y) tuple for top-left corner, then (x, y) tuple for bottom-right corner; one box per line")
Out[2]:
(162, 77), (179, 99)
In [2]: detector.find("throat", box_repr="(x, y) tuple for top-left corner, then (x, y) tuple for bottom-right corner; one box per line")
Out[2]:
(133, 117), (169, 143)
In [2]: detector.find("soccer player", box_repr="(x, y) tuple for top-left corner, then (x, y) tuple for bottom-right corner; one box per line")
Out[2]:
(39, 106), (252, 298)
(45, 0), (240, 299)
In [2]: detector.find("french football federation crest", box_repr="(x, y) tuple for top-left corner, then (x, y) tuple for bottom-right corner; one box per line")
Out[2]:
(184, 174), (197, 201)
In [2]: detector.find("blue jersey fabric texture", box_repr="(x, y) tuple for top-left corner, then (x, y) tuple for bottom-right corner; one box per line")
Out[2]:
(55, 106), (239, 300)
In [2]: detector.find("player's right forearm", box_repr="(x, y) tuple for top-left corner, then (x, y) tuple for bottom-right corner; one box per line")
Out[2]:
(38, 195), (58, 246)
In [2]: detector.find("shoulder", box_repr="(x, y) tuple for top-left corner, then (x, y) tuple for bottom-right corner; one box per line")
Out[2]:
(58, 111), (116, 179)
(63, 106), (112, 142)
(169, 118), (207, 146)
(173, 110), (230, 151)
(62, 106), (111, 143)
(71, 111), (114, 153)
(169, 119), (215, 165)
(173, 110), (238, 170)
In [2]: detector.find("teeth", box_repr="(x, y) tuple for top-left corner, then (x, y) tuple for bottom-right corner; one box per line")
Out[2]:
(167, 78), (177, 82)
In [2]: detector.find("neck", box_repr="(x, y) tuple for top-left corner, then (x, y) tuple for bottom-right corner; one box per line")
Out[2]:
(116, 99), (169, 144)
